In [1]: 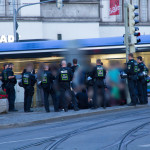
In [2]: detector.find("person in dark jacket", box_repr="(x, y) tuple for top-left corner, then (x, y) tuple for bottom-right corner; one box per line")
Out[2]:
(57, 60), (79, 112)
(124, 53), (138, 106)
(137, 56), (149, 104)
(91, 59), (106, 109)
(71, 58), (79, 74)
(22, 63), (36, 112)
(1, 63), (8, 91)
(6, 63), (17, 112)
(41, 64), (56, 112)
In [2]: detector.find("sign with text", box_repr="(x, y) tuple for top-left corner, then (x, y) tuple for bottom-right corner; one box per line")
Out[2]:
(109, 0), (120, 16)
(0, 35), (14, 43)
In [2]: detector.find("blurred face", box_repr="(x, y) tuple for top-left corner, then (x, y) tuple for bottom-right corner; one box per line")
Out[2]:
(137, 58), (140, 63)
(11, 65), (14, 69)
(44, 65), (49, 71)
(128, 56), (132, 60)
(5, 65), (8, 69)
(26, 66), (32, 72)
(62, 60), (67, 67)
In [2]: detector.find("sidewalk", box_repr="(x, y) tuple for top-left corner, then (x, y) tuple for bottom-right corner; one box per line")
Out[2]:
(0, 103), (149, 129)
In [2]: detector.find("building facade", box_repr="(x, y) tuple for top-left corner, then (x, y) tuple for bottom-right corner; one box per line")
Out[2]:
(0, 0), (150, 41)
(1, 0), (150, 106)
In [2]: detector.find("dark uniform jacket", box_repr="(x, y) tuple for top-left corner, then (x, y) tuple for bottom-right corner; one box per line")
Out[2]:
(1, 69), (8, 89)
(22, 72), (36, 87)
(91, 65), (106, 88)
(41, 70), (55, 90)
(57, 67), (73, 89)
(6, 68), (17, 87)
(91, 65), (106, 80)
(124, 59), (138, 79)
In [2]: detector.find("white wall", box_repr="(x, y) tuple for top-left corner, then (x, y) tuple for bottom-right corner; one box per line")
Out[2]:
(0, 21), (150, 40)
(99, 26), (150, 38)
(0, 22), (14, 36)
(20, 0), (41, 17)
(18, 22), (43, 40)
(43, 23), (100, 40)
(0, 22), (99, 40)
(0, 22), (43, 40)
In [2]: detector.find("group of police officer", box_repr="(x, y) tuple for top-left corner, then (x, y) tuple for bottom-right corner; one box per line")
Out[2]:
(1, 54), (149, 113)
(123, 53), (149, 106)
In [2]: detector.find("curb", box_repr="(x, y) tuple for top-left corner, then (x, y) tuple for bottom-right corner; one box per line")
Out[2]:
(0, 105), (149, 129)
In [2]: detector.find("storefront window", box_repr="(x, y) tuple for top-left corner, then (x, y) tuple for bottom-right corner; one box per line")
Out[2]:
(116, 0), (123, 22)
(140, 0), (148, 22)
(0, 0), (5, 16)
(148, 0), (150, 21)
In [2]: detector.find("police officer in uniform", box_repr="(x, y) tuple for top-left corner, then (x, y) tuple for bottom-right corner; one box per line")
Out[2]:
(57, 60), (79, 112)
(22, 64), (36, 112)
(6, 63), (17, 111)
(41, 65), (56, 112)
(125, 53), (138, 106)
(91, 59), (106, 109)
(137, 56), (147, 104)
(143, 66), (149, 104)
(1, 63), (8, 91)
(140, 60), (149, 104)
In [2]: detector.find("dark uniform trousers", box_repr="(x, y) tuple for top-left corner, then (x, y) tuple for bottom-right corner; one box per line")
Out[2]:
(128, 77), (137, 105)
(93, 79), (105, 108)
(24, 86), (34, 111)
(137, 79), (145, 104)
(43, 88), (58, 112)
(43, 89), (50, 112)
(143, 81), (148, 104)
(51, 89), (59, 112)
(59, 83), (78, 110)
(6, 84), (15, 111)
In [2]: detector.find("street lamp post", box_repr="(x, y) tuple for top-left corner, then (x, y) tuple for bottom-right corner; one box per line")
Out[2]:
(12, 0), (63, 42)
(13, 0), (17, 42)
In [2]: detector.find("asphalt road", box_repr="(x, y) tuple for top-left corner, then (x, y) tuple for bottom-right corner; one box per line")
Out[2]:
(0, 107), (150, 150)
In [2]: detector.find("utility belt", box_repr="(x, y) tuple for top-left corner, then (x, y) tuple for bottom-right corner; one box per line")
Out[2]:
(94, 78), (104, 82)
(5, 82), (15, 89)
(59, 79), (70, 83)
(127, 74), (137, 80)
(42, 82), (52, 89)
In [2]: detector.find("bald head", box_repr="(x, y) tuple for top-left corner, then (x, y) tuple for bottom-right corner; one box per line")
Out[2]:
(61, 60), (67, 67)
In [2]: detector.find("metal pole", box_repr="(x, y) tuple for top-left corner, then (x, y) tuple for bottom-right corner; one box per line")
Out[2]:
(124, 2), (129, 62)
(13, 0), (57, 42)
(13, 0), (16, 42)
(124, 1), (131, 104)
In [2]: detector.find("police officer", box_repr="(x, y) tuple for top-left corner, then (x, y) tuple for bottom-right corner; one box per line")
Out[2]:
(143, 66), (149, 104)
(124, 53), (138, 106)
(138, 58), (149, 104)
(57, 60), (79, 112)
(22, 64), (36, 112)
(1, 63), (8, 91)
(137, 56), (147, 104)
(91, 59), (106, 109)
(6, 63), (17, 112)
(41, 64), (56, 112)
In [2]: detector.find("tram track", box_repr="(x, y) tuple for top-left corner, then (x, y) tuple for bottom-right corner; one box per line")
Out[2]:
(4, 107), (149, 150)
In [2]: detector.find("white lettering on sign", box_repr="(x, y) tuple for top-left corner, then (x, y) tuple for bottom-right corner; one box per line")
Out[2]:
(0, 35), (14, 43)
(109, 5), (120, 15)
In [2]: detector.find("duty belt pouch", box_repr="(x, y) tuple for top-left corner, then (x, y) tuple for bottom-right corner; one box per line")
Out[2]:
(142, 78), (146, 84)
(132, 75), (137, 81)
(96, 79), (104, 88)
